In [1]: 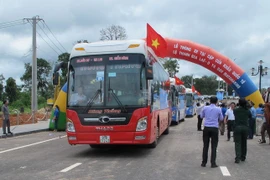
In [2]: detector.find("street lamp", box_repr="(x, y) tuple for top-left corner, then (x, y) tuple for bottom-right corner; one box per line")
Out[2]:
(251, 60), (268, 93)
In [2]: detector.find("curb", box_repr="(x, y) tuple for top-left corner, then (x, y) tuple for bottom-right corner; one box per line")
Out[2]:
(0, 128), (49, 139)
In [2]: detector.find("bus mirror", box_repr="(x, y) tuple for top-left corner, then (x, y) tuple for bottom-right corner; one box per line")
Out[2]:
(53, 72), (59, 85)
(146, 67), (153, 80)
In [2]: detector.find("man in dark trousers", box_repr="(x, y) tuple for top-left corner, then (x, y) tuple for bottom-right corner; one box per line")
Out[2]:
(200, 96), (224, 168)
(2, 100), (13, 135)
(233, 98), (251, 163)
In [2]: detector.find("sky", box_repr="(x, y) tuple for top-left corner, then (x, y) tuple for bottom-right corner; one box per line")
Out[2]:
(0, 0), (270, 89)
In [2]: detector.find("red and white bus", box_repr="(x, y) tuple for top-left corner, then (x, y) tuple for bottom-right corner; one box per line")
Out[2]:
(66, 39), (172, 148)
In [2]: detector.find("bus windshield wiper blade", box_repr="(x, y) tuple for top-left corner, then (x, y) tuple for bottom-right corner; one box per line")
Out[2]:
(108, 77), (127, 113)
(83, 89), (101, 113)
(108, 88), (127, 113)
(84, 81), (103, 113)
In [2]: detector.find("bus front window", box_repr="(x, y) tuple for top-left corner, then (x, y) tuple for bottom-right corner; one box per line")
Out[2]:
(186, 94), (193, 107)
(106, 64), (145, 106)
(68, 65), (105, 107)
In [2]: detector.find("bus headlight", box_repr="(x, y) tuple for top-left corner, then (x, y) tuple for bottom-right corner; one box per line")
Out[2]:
(67, 121), (76, 132)
(136, 116), (147, 132)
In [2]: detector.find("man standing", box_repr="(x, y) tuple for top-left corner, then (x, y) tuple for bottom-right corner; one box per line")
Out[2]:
(248, 102), (256, 139)
(264, 87), (270, 103)
(256, 104), (264, 136)
(196, 102), (204, 131)
(260, 103), (270, 144)
(220, 103), (227, 135)
(200, 96), (224, 168)
(225, 102), (236, 141)
(2, 100), (13, 135)
(233, 98), (251, 163)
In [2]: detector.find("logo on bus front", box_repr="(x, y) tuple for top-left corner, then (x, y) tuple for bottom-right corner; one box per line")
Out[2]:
(99, 116), (110, 123)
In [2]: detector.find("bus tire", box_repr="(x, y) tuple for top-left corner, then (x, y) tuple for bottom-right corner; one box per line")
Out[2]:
(163, 118), (170, 135)
(163, 125), (169, 135)
(148, 122), (159, 148)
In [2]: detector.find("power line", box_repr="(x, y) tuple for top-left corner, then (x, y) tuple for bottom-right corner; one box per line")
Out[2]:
(0, 19), (24, 25)
(27, 22), (59, 56)
(41, 21), (67, 52)
(37, 23), (64, 54)
(0, 20), (27, 29)
(37, 47), (57, 60)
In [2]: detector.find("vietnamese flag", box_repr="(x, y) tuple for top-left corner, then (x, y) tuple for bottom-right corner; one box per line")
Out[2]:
(174, 76), (184, 85)
(146, 23), (167, 58)
(191, 85), (196, 93)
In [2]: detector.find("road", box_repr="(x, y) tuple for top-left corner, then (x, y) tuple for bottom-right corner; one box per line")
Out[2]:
(0, 116), (269, 180)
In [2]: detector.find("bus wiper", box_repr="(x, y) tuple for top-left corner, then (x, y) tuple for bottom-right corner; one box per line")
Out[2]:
(84, 81), (102, 113)
(108, 78), (127, 113)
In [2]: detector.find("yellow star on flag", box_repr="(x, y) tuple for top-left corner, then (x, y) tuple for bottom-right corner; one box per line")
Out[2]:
(151, 38), (160, 49)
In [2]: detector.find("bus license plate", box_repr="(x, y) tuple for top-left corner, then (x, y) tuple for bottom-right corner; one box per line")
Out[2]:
(100, 136), (110, 143)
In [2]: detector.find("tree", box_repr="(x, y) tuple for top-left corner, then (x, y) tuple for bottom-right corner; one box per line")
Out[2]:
(181, 75), (193, 87)
(57, 52), (70, 85)
(100, 25), (127, 40)
(193, 75), (218, 95)
(5, 77), (17, 103)
(20, 58), (52, 98)
(163, 58), (179, 77)
(0, 83), (3, 101)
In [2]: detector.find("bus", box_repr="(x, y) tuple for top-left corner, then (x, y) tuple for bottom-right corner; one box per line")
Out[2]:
(170, 78), (186, 125)
(65, 40), (172, 148)
(185, 88), (197, 117)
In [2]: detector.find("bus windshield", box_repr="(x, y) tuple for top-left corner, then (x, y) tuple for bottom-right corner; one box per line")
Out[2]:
(67, 54), (147, 108)
(186, 93), (193, 107)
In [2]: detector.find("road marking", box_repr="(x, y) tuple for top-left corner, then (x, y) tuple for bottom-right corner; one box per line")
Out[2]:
(220, 166), (231, 176)
(60, 163), (82, 172)
(0, 135), (67, 154)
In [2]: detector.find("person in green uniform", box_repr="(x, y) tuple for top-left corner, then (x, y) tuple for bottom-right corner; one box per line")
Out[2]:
(233, 98), (252, 163)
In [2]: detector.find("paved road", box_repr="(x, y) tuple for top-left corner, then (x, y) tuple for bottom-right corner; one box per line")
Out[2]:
(0, 116), (269, 180)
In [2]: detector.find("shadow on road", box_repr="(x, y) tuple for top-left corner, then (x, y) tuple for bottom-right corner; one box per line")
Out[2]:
(71, 136), (166, 158)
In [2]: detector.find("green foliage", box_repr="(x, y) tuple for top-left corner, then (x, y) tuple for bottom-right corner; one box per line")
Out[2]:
(57, 52), (70, 85)
(5, 77), (17, 103)
(180, 75), (193, 87)
(0, 83), (3, 101)
(163, 59), (179, 77)
(17, 91), (31, 107)
(20, 58), (53, 98)
(193, 75), (218, 95)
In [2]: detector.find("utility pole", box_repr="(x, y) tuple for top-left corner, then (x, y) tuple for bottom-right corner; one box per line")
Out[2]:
(24, 16), (43, 123)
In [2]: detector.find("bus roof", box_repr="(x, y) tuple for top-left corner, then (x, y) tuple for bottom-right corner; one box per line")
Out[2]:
(70, 39), (147, 58)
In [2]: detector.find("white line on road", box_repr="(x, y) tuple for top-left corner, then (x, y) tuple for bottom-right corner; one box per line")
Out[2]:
(220, 166), (231, 176)
(0, 135), (67, 154)
(60, 163), (82, 172)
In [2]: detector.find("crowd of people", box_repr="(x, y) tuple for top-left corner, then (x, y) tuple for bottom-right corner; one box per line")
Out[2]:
(197, 87), (270, 167)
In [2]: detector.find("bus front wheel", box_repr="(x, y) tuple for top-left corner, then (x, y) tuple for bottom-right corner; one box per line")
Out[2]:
(148, 124), (159, 148)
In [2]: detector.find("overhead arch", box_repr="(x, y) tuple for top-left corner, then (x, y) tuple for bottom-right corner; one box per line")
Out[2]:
(164, 38), (264, 107)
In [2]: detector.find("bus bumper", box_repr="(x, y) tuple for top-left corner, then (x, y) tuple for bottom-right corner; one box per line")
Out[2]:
(67, 131), (150, 145)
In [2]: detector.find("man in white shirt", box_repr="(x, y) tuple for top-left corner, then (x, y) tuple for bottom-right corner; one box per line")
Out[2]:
(225, 102), (236, 141)
(196, 102), (204, 131)
(70, 86), (87, 106)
